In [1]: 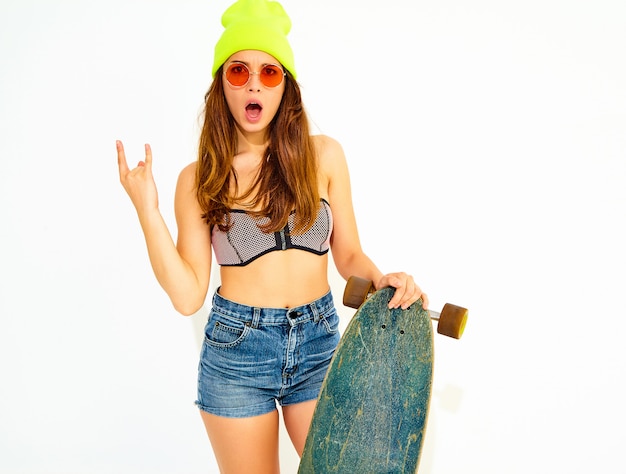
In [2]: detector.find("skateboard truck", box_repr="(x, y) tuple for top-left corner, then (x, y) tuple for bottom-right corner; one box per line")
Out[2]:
(342, 276), (468, 339)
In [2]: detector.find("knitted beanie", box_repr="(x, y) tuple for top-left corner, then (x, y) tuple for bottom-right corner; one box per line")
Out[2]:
(212, 0), (296, 79)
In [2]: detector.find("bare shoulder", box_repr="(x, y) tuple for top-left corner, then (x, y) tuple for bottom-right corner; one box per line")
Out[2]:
(175, 161), (201, 215)
(312, 134), (348, 174)
(313, 134), (344, 158)
(177, 161), (197, 189)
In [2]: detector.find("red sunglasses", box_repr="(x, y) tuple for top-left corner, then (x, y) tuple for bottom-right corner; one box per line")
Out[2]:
(224, 62), (286, 88)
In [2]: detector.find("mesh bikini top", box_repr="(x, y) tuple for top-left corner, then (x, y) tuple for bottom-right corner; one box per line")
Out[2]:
(212, 199), (333, 266)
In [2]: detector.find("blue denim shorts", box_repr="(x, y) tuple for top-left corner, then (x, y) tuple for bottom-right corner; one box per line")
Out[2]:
(195, 289), (340, 418)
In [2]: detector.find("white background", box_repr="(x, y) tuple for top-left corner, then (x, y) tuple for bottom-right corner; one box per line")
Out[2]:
(1, 0), (625, 472)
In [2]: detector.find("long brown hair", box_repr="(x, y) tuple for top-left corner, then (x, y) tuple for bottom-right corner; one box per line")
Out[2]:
(195, 68), (319, 234)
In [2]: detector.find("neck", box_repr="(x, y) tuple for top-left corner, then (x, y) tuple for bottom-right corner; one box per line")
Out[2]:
(235, 126), (269, 155)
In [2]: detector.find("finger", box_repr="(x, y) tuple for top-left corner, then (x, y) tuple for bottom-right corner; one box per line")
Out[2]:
(144, 143), (152, 168)
(386, 275), (425, 311)
(399, 280), (417, 310)
(421, 292), (429, 310)
(376, 275), (398, 308)
(386, 276), (410, 309)
(399, 280), (418, 310)
(388, 290), (406, 309)
(116, 140), (130, 177)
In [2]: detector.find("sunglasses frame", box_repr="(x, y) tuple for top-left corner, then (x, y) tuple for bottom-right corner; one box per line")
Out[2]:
(223, 61), (286, 88)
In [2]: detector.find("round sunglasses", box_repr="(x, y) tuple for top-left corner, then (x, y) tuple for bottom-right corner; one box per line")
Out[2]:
(224, 62), (286, 88)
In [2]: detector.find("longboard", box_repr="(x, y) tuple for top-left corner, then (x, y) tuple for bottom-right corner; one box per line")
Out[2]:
(298, 277), (467, 473)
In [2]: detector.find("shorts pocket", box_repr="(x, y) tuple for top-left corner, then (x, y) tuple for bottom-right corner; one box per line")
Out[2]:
(204, 311), (251, 348)
(320, 309), (340, 335)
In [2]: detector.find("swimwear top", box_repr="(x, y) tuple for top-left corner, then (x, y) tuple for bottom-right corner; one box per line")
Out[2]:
(212, 199), (333, 266)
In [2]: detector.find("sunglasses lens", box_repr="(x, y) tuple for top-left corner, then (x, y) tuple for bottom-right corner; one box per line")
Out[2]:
(225, 63), (249, 86)
(260, 65), (284, 87)
(225, 63), (284, 88)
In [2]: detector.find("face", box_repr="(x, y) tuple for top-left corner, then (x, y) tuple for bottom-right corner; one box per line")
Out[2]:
(222, 50), (286, 139)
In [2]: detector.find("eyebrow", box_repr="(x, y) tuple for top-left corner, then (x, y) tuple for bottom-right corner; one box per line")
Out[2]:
(227, 60), (281, 68)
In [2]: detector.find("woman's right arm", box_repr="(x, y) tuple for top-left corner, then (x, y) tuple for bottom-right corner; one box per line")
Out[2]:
(117, 141), (212, 315)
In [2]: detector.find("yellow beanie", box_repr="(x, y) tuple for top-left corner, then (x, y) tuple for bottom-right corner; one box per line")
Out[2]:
(212, 0), (296, 79)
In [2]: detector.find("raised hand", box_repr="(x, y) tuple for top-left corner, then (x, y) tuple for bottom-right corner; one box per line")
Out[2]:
(116, 140), (159, 214)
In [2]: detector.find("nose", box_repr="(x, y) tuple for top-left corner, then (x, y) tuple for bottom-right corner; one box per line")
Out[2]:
(248, 71), (262, 92)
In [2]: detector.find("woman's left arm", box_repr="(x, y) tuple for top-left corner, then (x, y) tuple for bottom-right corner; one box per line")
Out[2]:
(317, 135), (428, 310)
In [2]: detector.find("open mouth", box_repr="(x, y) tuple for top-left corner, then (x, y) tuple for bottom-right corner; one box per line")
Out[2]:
(245, 102), (263, 120)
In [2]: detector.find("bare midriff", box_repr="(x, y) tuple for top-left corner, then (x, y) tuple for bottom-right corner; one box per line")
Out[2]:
(217, 249), (330, 308)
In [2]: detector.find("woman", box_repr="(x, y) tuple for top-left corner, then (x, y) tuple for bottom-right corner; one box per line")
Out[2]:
(117, 0), (427, 472)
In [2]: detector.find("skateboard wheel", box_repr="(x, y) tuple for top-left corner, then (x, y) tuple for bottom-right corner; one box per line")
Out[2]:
(437, 303), (468, 339)
(343, 276), (375, 309)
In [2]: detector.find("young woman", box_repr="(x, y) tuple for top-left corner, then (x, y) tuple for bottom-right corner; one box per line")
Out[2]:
(117, 1), (427, 472)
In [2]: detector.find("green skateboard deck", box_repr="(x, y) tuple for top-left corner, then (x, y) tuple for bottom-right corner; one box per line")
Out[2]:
(298, 286), (434, 474)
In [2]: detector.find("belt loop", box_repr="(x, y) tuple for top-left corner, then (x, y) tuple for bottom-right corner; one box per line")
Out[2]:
(311, 302), (320, 323)
(252, 307), (261, 328)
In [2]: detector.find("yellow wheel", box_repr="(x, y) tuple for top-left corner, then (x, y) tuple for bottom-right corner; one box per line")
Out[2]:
(342, 276), (375, 309)
(436, 303), (468, 339)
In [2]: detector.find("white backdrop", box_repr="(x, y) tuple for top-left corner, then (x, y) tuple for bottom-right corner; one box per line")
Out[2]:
(1, 0), (625, 473)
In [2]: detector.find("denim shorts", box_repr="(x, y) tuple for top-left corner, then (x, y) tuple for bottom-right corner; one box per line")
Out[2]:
(195, 289), (340, 418)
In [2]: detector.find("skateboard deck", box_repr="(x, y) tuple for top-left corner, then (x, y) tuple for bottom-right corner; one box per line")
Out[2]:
(298, 285), (434, 474)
